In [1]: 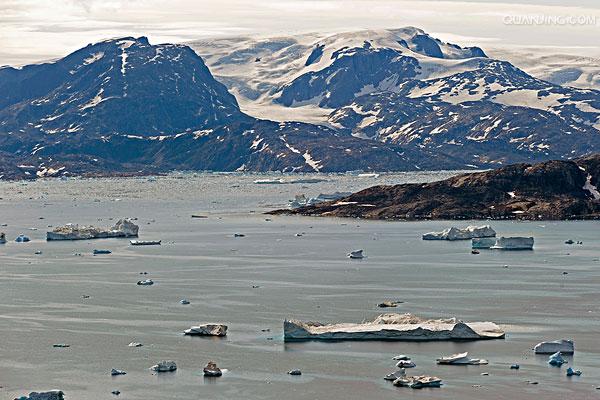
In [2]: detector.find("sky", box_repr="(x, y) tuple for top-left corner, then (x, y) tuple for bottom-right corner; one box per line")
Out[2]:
(1, 0), (599, 66)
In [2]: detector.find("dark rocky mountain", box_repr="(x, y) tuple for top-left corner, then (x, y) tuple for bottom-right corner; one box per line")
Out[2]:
(0, 36), (465, 179)
(272, 155), (600, 220)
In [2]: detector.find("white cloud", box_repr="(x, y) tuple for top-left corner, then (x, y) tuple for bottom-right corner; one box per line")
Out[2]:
(0, 0), (598, 65)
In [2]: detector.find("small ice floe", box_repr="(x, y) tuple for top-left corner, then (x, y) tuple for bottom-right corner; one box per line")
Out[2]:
(423, 225), (495, 241)
(52, 344), (70, 348)
(436, 352), (488, 365)
(0, 232), (6, 244)
(288, 369), (302, 376)
(184, 324), (227, 336)
(15, 234), (31, 243)
(203, 361), (222, 377)
(566, 367), (582, 377)
(548, 352), (566, 367)
(347, 249), (364, 259)
(150, 360), (177, 372)
(137, 279), (154, 286)
(110, 368), (126, 376)
(378, 301), (398, 308)
(393, 355), (411, 361)
(93, 249), (111, 255)
(396, 359), (416, 368)
(17, 391), (64, 400)
(534, 339), (574, 354)
(392, 375), (442, 389)
(128, 342), (143, 347)
(384, 369), (406, 381)
(510, 364), (520, 370)
(180, 299), (190, 305)
(130, 240), (161, 246)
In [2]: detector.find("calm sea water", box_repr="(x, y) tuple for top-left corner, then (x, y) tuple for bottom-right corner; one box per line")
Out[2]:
(0, 172), (599, 400)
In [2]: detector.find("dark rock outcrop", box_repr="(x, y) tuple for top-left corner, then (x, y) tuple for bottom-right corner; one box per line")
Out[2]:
(272, 155), (600, 220)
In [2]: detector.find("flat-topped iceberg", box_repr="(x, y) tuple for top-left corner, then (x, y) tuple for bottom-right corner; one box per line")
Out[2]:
(436, 352), (488, 365)
(491, 236), (534, 250)
(289, 192), (352, 209)
(472, 236), (534, 250)
(47, 219), (138, 241)
(422, 225), (496, 241)
(18, 391), (64, 400)
(283, 313), (505, 341)
(534, 339), (574, 354)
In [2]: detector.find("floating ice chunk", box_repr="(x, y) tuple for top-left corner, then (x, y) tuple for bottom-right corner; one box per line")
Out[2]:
(396, 360), (416, 368)
(93, 249), (112, 255)
(472, 237), (497, 249)
(347, 249), (364, 259)
(110, 368), (126, 376)
(423, 225), (496, 241)
(203, 361), (222, 377)
(436, 352), (488, 365)
(180, 299), (190, 305)
(18, 391), (64, 400)
(566, 367), (582, 376)
(384, 369), (406, 380)
(0, 232), (6, 244)
(128, 342), (143, 347)
(184, 324), (227, 336)
(15, 234), (31, 243)
(548, 352), (566, 367)
(288, 369), (302, 376)
(150, 360), (177, 372)
(393, 375), (442, 389)
(130, 240), (161, 246)
(137, 279), (154, 286)
(534, 339), (574, 354)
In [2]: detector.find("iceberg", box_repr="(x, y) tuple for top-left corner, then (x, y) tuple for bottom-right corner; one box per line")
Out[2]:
(347, 249), (364, 259)
(47, 219), (138, 241)
(203, 361), (223, 377)
(422, 225), (496, 241)
(566, 367), (582, 376)
(491, 237), (534, 250)
(150, 360), (177, 372)
(15, 234), (31, 243)
(184, 324), (228, 336)
(548, 351), (566, 367)
(130, 240), (161, 246)
(288, 192), (352, 209)
(392, 375), (442, 389)
(472, 237), (497, 249)
(436, 352), (488, 365)
(0, 232), (6, 244)
(137, 279), (154, 286)
(534, 339), (574, 354)
(283, 313), (505, 341)
(17, 391), (64, 400)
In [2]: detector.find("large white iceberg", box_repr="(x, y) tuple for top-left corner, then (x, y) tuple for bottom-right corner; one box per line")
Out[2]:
(47, 219), (139, 241)
(534, 339), (574, 354)
(283, 313), (505, 341)
(491, 237), (534, 250)
(422, 225), (496, 241)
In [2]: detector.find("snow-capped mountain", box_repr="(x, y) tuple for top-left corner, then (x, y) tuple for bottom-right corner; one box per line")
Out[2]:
(0, 36), (459, 179)
(191, 28), (600, 167)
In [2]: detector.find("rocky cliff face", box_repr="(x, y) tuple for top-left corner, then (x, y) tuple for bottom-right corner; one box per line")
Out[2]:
(272, 155), (600, 220)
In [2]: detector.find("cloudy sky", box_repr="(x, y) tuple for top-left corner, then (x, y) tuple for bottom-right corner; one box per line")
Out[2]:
(1, 0), (599, 65)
